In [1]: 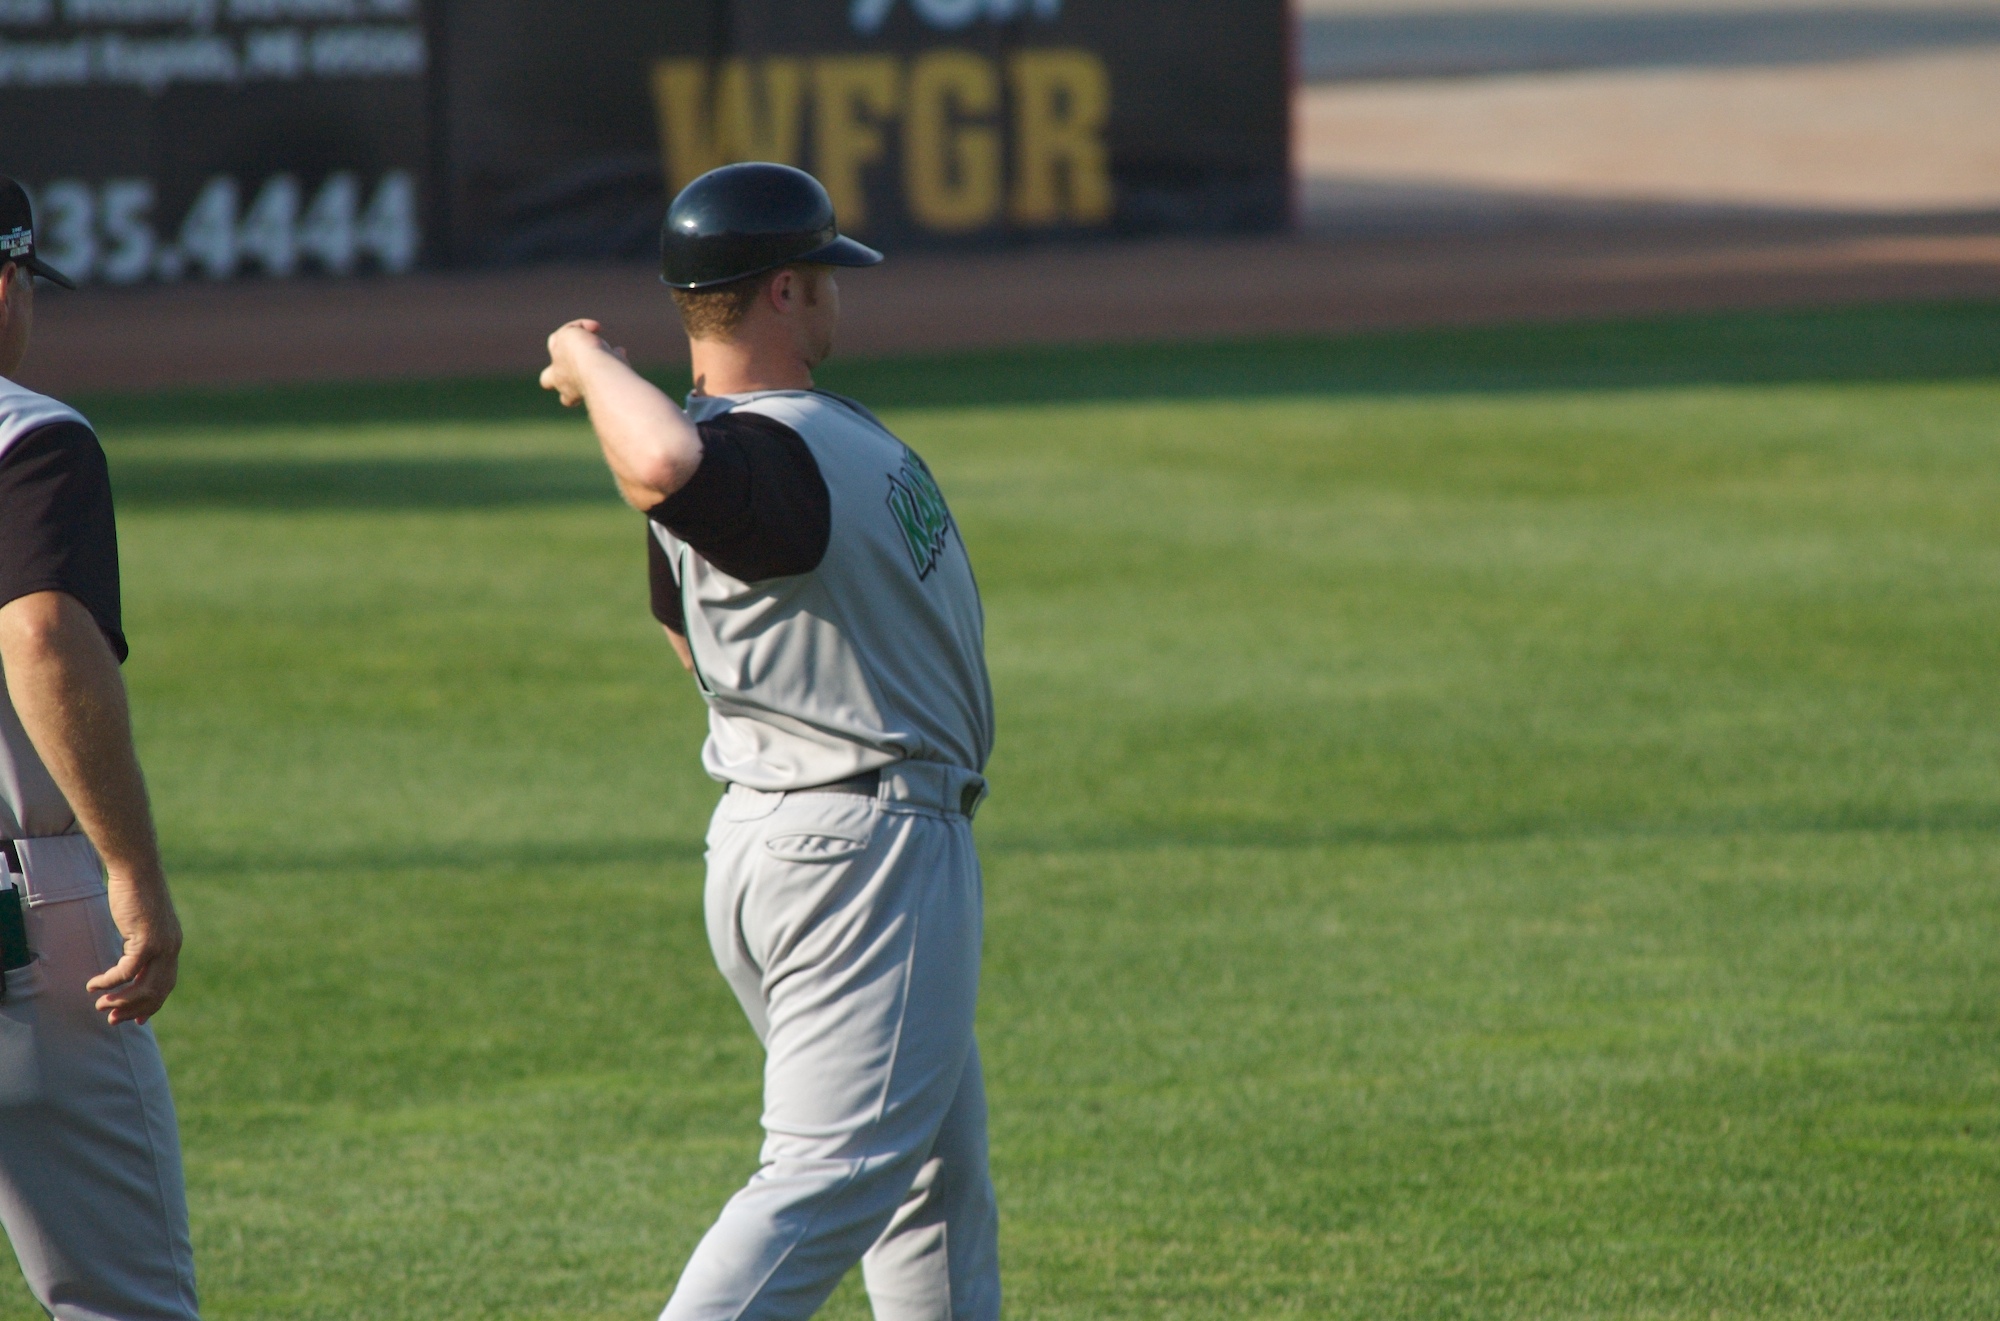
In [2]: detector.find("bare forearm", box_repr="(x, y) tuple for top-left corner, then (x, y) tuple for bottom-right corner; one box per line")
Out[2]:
(0, 593), (163, 882)
(1, 592), (181, 1022)
(584, 358), (703, 508)
(556, 332), (705, 510)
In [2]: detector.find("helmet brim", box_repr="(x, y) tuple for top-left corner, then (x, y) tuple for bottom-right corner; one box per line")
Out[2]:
(798, 235), (884, 269)
(662, 234), (883, 290)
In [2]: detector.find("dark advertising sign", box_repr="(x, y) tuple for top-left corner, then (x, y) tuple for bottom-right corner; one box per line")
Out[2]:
(0, 0), (430, 286)
(432, 0), (1291, 264)
(1, 1), (1289, 283)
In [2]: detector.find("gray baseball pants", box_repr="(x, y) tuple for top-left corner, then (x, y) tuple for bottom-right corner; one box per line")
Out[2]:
(0, 837), (199, 1321)
(662, 769), (1000, 1321)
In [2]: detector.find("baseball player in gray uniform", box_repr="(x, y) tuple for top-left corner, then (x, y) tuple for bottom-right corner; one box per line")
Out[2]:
(0, 177), (201, 1320)
(541, 163), (999, 1321)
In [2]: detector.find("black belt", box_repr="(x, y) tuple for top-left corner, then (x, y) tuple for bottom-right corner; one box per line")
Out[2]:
(794, 770), (883, 798)
(791, 769), (985, 818)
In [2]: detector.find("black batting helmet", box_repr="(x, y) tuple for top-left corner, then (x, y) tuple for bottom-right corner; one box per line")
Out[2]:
(661, 163), (883, 290)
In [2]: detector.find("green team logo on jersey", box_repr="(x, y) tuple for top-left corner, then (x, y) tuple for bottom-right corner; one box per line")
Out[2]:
(886, 450), (955, 580)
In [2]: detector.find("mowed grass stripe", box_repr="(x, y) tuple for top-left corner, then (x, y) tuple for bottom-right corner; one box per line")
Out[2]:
(0, 304), (1991, 1318)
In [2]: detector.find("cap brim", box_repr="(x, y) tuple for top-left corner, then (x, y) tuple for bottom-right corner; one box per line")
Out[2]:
(798, 235), (883, 269)
(22, 255), (76, 291)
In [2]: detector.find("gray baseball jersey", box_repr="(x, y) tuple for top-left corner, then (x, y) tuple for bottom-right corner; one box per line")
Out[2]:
(0, 375), (122, 839)
(647, 389), (994, 791)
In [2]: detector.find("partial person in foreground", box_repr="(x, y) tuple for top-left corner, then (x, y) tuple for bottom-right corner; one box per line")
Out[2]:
(0, 178), (201, 1319)
(542, 163), (1000, 1321)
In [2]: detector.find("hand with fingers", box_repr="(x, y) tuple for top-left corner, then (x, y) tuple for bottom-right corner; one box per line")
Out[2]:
(542, 319), (629, 408)
(86, 872), (183, 1027)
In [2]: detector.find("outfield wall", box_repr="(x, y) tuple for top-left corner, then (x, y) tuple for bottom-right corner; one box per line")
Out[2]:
(0, 0), (1291, 285)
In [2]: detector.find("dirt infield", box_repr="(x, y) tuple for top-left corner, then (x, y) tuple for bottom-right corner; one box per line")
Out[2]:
(1297, 49), (2000, 221)
(18, 216), (2000, 398)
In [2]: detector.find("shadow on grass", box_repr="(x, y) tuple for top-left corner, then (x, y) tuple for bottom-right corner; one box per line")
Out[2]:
(113, 454), (618, 511)
(79, 302), (2000, 436)
(163, 801), (2000, 878)
(166, 834), (707, 878)
(91, 302), (2000, 510)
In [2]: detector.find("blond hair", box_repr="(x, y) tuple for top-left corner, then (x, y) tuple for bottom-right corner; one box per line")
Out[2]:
(670, 264), (821, 341)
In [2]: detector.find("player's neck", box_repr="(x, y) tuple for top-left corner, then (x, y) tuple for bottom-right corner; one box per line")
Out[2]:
(687, 334), (814, 398)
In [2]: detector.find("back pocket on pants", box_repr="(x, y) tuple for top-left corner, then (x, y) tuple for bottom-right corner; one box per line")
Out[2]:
(764, 834), (869, 864)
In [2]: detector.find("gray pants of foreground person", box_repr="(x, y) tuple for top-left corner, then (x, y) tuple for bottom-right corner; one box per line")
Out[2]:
(0, 837), (199, 1321)
(662, 776), (1001, 1321)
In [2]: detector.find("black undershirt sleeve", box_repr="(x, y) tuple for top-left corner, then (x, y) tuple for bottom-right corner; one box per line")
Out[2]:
(647, 526), (685, 633)
(0, 421), (127, 661)
(646, 412), (832, 584)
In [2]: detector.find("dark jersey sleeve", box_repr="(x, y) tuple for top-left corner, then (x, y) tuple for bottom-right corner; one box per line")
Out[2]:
(646, 412), (832, 583)
(0, 421), (127, 662)
(647, 525), (686, 633)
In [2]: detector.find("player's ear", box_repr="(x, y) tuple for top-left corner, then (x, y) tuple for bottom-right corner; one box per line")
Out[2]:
(766, 268), (794, 314)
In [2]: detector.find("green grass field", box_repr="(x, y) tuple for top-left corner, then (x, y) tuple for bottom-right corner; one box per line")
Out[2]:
(7, 303), (1999, 1318)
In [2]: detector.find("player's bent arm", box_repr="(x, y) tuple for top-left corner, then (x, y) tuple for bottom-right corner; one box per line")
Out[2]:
(542, 320), (705, 510)
(0, 591), (181, 1026)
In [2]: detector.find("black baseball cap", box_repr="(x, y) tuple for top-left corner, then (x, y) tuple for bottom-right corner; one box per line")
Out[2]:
(0, 176), (76, 290)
